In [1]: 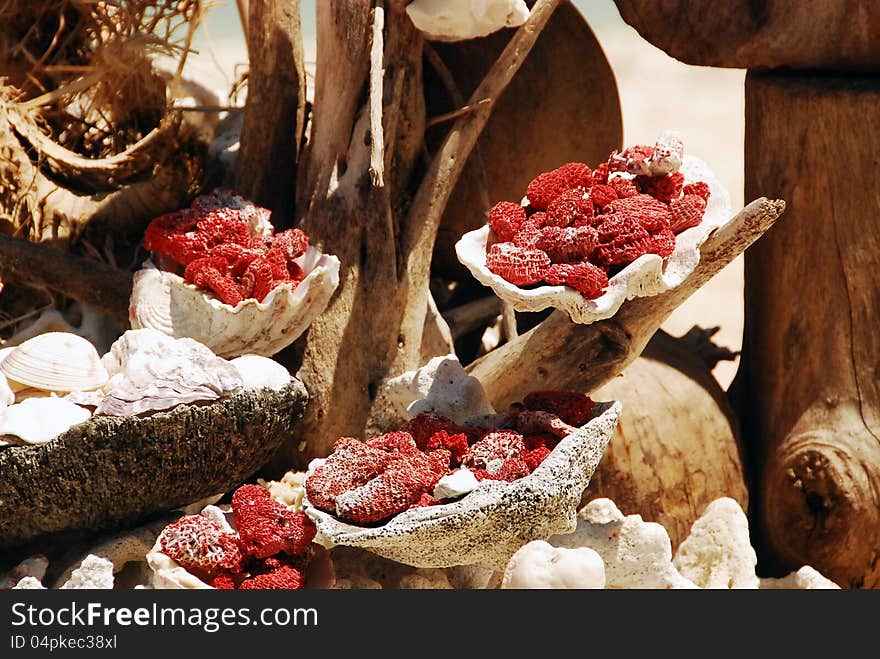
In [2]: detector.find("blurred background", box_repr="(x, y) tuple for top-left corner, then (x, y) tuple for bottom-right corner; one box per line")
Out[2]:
(188, 0), (746, 388)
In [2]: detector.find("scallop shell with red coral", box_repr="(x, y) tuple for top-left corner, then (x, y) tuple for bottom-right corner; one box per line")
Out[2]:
(129, 246), (340, 359)
(455, 154), (732, 325)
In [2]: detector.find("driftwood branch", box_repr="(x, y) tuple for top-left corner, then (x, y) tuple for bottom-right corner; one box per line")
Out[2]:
(0, 233), (132, 322)
(236, 0), (305, 225)
(469, 197), (786, 409)
(368, 1), (386, 187)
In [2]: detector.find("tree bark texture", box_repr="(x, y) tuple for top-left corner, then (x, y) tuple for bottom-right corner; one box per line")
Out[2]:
(738, 72), (880, 588)
(586, 331), (748, 549)
(236, 0), (306, 226)
(0, 381), (308, 552)
(612, 0), (880, 71)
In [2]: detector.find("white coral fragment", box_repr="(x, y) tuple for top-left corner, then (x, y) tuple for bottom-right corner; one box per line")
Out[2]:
(759, 566), (840, 590)
(551, 498), (697, 589)
(502, 540), (605, 589)
(672, 497), (759, 589)
(406, 0), (529, 42)
(381, 354), (495, 424)
(60, 555), (114, 589)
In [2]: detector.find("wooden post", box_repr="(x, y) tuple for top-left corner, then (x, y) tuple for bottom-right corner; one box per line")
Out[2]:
(738, 73), (880, 588)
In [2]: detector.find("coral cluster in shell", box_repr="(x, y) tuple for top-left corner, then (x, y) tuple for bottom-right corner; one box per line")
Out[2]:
(406, 0), (529, 42)
(147, 484), (328, 590)
(130, 189), (340, 358)
(305, 400), (621, 570)
(456, 131), (732, 325)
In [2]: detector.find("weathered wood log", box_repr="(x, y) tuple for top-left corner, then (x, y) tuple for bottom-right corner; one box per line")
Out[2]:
(586, 330), (747, 549)
(285, 0), (565, 466)
(0, 233), (133, 323)
(236, 0), (306, 226)
(469, 197), (786, 410)
(428, 2), (622, 278)
(735, 72), (880, 588)
(0, 381), (308, 551)
(613, 1), (880, 71)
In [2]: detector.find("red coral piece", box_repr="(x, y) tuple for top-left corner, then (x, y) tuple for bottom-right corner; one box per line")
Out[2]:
(512, 215), (547, 249)
(333, 449), (450, 524)
(210, 574), (237, 589)
(524, 445), (551, 472)
(415, 492), (441, 507)
(636, 172), (685, 203)
(589, 184), (618, 210)
(158, 515), (244, 577)
(543, 263), (576, 286)
(426, 430), (469, 466)
(232, 485), (317, 559)
(546, 187), (595, 227)
(564, 261), (608, 299)
(184, 256), (244, 306)
(305, 438), (390, 510)
(461, 430), (526, 471)
(270, 228), (309, 260)
(522, 391), (595, 426)
(472, 457), (531, 482)
(526, 163), (592, 210)
(591, 162), (610, 186)
(682, 181), (711, 202)
(535, 226), (598, 263)
(488, 201), (528, 242)
(609, 145), (654, 174)
(144, 210), (206, 265)
(609, 176), (640, 199)
(606, 194), (672, 232)
(239, 565), (304, 590)
(523, 432), (560, 452)
(594, 215), (651, 266)
(649, 228), (676, 257)
(516, 410), (577, 438)
(668, 194), (707, 233)
(403, 413), (481, 449)
(485, 243), (551, 286)
(366, 431), (419, 454)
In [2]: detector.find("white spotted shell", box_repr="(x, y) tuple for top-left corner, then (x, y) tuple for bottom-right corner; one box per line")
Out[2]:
(0, 332), (108, 393)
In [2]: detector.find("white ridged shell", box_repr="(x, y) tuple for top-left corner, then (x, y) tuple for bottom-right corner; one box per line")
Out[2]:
(129, 245), (340, 359)
(455, 154), (732, 325)
(0, 397), (91, 445)
(0, 332), (108, 392)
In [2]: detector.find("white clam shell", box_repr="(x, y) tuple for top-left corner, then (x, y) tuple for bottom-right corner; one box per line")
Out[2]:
(0, 332), (108, 392)
(455, 154), (732, 325)
(129, 245), (340, 358)
(230, 355), (292, 391)
(0, 397), (91, 445)
(304, 401), (622, 570)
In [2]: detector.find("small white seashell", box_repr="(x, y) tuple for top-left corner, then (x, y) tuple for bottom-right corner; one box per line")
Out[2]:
(0, 374), (13, 408)
(0, 332), (108, 393)
(455, 152), (733, 326)
(230, 355), (292, 391)
(0, 397), (91, 445)
(433, 468), (481, 500)
(406, 0), (529, 42)
(129, 245), (340, 359)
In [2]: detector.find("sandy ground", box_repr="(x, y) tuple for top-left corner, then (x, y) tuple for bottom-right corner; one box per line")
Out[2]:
(185, 0), (747, 388)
